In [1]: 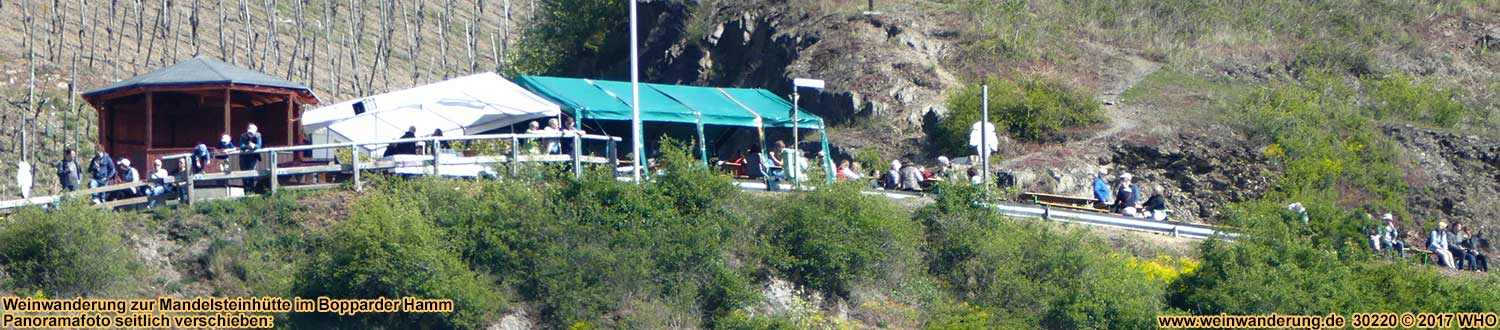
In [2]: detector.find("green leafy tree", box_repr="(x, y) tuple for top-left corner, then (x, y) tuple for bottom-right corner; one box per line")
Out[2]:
(939, 76), (1104, 154)
(295, 191), (501, 329)
(512, 0), (626, 75)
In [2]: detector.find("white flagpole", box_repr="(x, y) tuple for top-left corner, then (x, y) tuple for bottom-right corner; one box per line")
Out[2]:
(629, 0), (643, 183)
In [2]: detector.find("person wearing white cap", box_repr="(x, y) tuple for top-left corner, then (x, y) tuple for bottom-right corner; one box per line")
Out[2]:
(116, 158), (140, 197)
(1092, 168), (1112, 209)
(143, 159), (172, 207)
(1112, 172), (1139, 214)
(1429, 221), (1456, 269)
(216, 133), (235, 173)
(880, 160), (902, 190)
(1377, 213), (1406, 257)
(931, 156), (952, 181)
(239, 124), (264, 189)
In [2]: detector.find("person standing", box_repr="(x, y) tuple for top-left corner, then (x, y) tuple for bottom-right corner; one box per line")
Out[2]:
(384, 126), (419, 157)
(56, 148), (81, 192)
(215, 134), (235, 173)
(1092, 169), (1112, 209)
(86, 145), (115, 204)
(239, 124), (264, 189)
(543, 118), (563, 155)
(559, 116), (584, 156)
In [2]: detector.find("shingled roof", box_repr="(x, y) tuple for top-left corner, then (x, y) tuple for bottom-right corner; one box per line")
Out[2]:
(82, 56), (318, 103)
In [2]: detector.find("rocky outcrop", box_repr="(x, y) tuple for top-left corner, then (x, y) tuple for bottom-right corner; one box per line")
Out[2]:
(1004, 127), (1274, 224)
(1384, 123), (1500, 245)
(605, 2), (959, 159)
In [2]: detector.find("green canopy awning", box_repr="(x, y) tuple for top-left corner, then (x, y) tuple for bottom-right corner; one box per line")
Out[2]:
(719, 88), (823, 129)
(515, 75), (823, 129)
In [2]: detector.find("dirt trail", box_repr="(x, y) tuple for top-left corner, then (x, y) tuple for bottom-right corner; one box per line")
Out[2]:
(998, 50), (1161, 169)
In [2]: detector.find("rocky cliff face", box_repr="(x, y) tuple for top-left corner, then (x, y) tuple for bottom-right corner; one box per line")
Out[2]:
(1386, 123), (1500, 245)
(613, 1), (960, 159)
(1004, 127), (1275, 224)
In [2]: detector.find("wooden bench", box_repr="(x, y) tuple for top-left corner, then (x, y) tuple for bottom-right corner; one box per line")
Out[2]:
(1407, 247), (1437, 265)
(1035, 200), (1104, 213)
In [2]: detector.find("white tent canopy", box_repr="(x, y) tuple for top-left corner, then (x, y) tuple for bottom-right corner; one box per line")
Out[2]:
(303, 73), (561, 157)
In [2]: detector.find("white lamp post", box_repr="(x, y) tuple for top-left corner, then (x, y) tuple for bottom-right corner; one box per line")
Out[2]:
(791, 78), (824, 189)
(629, 0), (643, 183)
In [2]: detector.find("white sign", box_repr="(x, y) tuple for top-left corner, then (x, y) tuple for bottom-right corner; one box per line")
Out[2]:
(968, 121), (1000, 152)
(16, 161), (32, 199)
(793, 78), (826, 90)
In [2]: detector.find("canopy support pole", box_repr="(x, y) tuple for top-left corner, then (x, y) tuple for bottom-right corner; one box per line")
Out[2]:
(696, 114), (708, 167)
(821, 123), (833, 183)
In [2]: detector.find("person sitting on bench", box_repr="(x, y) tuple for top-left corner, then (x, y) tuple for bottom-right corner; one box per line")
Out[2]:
(1458, 224), (1488, 272)
(880, 160), (902, 191)
(1377, 214), (1406, 257)
(1093, 169), (1112, 209)
(1430, 221), (1457, 269)
(1112, 173), (1140, 215)
(143, 159), (173, 208)
(1142, 194), (1167, 221)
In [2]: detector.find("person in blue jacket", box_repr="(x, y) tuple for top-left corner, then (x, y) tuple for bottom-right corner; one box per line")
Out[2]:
(239, 124), (264, 190)
(1093, 168), (1112, 209)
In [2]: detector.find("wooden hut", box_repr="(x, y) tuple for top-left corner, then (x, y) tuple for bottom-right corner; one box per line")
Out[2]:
(82, 56), (320, 169)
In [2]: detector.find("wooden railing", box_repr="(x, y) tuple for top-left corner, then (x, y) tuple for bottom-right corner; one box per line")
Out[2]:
(0, 133), (622, 212)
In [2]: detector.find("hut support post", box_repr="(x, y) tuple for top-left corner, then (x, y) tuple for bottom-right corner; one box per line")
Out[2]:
(222, 90), (231, 137)
(268, 152), (279, 194)
(145, 91), (154, 159)
(431, 138), (440, 177)
(350, 145), (362, 191)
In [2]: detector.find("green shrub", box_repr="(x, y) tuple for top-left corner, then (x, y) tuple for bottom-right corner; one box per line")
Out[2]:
(1363, 72), (1468, 128)
(295, 191), (501, 329)
(760, 183), (922, 297)
(917, 190), (1165, 329)
(713, 311), (797, 330)
(0, 202), (139, 297)
(1235, 71), (1407, 214)
(853, 147), (887, 173)
(1292, 39), (1377, 76)
(1169, 235), (1500, 316)
(648, 137), (737, 215)
(939, 76), (1104, 150)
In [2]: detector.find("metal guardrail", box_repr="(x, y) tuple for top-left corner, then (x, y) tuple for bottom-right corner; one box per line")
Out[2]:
(991, 202), (1238, 240)
(729, 181), (1237, 240)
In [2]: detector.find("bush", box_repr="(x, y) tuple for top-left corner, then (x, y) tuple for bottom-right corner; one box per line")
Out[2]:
(511, 0), (625, 75)
(939, 76), (1104, 151)
(917, 190), (1165, 329)
(295, 190), (501, 329)
(1169, 235), (1500, 316)
(0, 202), (139, 297)
(760, 183), (923, 298)
(1363, 72), (1468, 128)
(1235, 71), (1407, 214)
